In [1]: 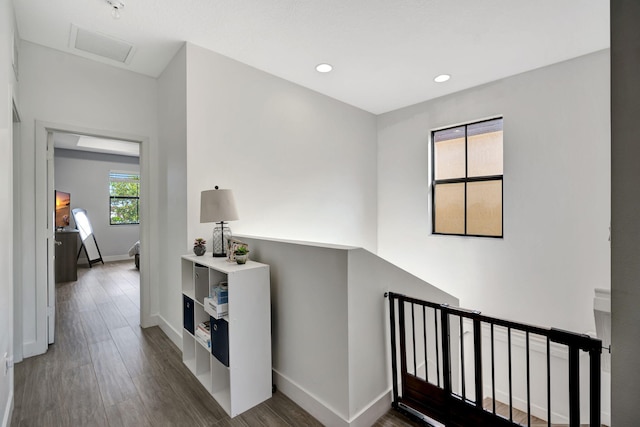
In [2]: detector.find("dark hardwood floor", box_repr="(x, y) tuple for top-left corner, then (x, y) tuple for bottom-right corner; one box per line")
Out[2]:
(11, 260), (418, 427)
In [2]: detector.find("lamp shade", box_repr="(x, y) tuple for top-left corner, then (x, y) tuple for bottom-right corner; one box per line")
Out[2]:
(200, 188), (239, 223)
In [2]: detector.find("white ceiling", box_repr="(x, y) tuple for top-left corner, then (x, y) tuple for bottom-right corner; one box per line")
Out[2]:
(14, 0), (609, 114)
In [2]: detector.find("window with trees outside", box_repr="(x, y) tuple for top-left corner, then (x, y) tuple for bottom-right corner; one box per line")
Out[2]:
(432, 117), (503, 237)
(109, 171), (140, 225)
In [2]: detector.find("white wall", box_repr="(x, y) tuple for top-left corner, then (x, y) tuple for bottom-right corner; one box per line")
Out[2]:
(18, 41), (158, 356)
(54, 148), (140, 260)
(240, 236), (458, 427)
(156, 44), (187, 339)
(0, 0), (17, 424)
(185, 43), (378, 253)
(377, 50), (610, 335)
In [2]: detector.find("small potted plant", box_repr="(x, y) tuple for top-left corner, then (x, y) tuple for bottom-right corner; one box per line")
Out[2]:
(193, 238), (206, 256)
(234, 245), (249, 264)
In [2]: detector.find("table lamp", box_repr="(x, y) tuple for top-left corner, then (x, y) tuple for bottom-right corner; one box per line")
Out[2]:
(200, 186), (239, 257)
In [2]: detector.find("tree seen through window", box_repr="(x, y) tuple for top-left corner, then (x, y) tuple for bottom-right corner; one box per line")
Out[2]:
(110, 172), (139, 225)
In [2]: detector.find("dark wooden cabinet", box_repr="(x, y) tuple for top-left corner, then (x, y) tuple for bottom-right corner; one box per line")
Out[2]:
(55, 230), (79, 283)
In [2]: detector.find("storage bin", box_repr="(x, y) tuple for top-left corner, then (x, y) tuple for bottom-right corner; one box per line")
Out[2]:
(211, 316), (229, 366)
(183, 295), (195, 334)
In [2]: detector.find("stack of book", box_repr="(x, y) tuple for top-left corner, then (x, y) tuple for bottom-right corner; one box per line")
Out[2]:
(195, 320), (211, 349)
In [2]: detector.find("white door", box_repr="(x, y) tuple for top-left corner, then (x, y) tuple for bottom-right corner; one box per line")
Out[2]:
(46, 132), (55, 344)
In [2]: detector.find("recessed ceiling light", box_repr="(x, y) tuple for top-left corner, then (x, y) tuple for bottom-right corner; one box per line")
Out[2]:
(316, 63), (333, 73)
(434, 74), (451, 83)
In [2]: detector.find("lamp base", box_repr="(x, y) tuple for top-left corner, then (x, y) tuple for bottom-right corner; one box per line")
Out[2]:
(212, 224), (232, 258)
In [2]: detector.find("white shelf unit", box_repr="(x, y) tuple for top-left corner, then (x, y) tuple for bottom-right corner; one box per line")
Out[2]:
(181, 254), (272, 417)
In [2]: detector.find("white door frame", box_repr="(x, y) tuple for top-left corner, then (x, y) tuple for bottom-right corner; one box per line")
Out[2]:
(46, 131), (55, 344)
(34, 120), (152, 355)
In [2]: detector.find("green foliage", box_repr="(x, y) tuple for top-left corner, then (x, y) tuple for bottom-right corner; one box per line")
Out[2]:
(110, 176), (139, 225)
(234, 245), (249, 255)
(110, 180), (139, 197)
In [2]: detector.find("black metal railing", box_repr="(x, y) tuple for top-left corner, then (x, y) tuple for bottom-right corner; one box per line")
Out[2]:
(387, 292), (602, 427)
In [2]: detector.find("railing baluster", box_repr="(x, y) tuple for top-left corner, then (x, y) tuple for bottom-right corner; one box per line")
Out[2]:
(388, 293), (399, 407)
(491, 324), (496, 415)
(590, 347), (601, 427)
(526, 331), (531, 427)
(569, 347), (579, 427)
(473, 318), (483, 408)
(508, 327), (513, 422)
(423, 305), (428, 381)
(435, 308), (441, 387)
(547, 337), (551, 427)
(460, 316), (466, 399)
(441, 308), (452, 395)
(398, 298), (408, 399)
(412, 303), (417, 376)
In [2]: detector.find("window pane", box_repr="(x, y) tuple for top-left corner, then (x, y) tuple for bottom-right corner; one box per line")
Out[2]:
(110, 197), (139, 224)
(434, 126), (466, 180)
(468, 119), (503, 177)
(466, 180), (502, 236)
(434, 183), (465, 234)
(109, 172), (140, 197)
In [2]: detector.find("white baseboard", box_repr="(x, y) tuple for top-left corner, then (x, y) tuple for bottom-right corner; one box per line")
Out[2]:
(272, 370), (392, 427)
(103, 254), (134, 263)
(22, 340), (45, 359)
(2, 390), (13, 427)
(157, 314), (182, 350)
(77, 254), (133, 264)
(347, 389), (392, 427)
(491, 388), (568, 424)
(140, 313), (159, 329)
(273, 369), (349, 427)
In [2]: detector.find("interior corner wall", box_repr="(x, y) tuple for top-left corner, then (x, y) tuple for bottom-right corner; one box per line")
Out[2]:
(184, 43), (378, 254)
(377, 49), (611, 334)
(156, 43), (187, 341)
(0, 0), (16, 423)
(17, 41), (158, 355)
(54, 149), (140, 259)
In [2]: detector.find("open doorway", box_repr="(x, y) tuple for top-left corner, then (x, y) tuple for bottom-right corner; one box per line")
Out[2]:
(32, 121), (151, 356)
(53, 131), (142, 330)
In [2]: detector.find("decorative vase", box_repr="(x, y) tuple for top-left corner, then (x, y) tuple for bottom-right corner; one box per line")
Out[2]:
(235, 254), (248, 264)
(193, 245), (206, 256)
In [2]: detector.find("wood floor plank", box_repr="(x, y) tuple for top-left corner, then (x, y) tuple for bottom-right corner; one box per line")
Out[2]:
(89, 339), (139, 407)
(104, 396), (154, 427)
(61, 363), (103, 410)
(109, 326), (164, 378)
(112, 293), (139, 318)
(158, 352), (228, 423)
(11, 358), (27, 420)
(97, 301), (129, 330)
(17, 407), (71, 427)
(19, 352), (64, 417)
(132, 372), (201, 427)
(69, 289), (98, 312)
(80, 308), (112, 344)
(65, 404), (109, 427)
(264, 391), (324, 427)
(212, 416), (250, 427)
(239, 403), (291, 426)
(87, 281), (111, 305)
